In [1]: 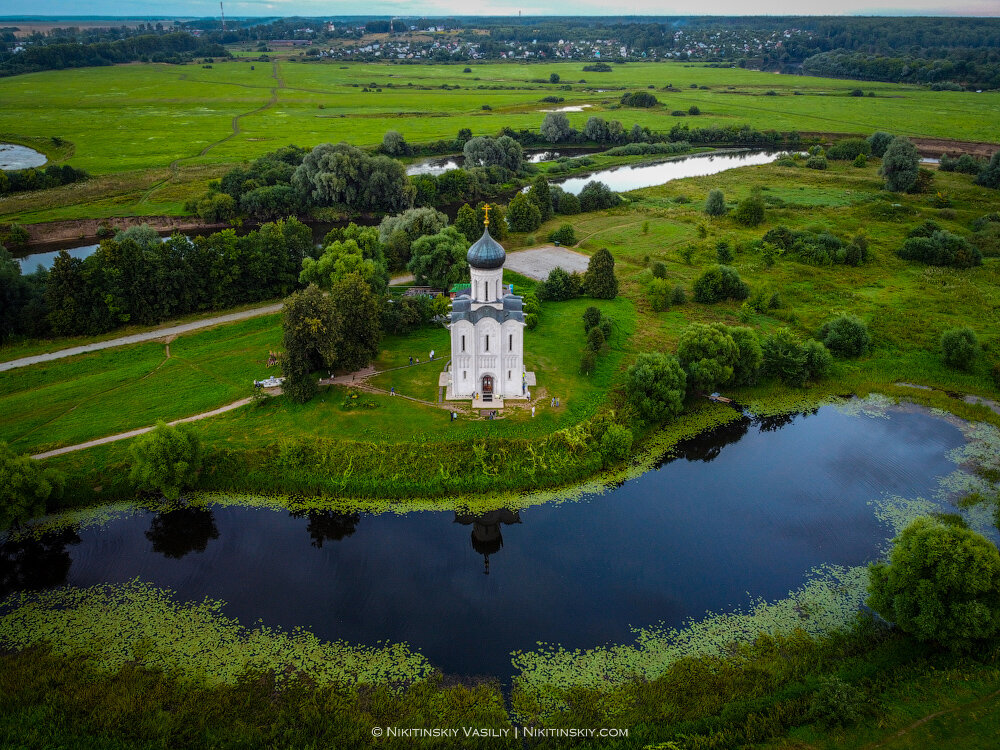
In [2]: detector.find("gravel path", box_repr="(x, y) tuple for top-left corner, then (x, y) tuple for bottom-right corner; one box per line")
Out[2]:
(31, 398), (253, 459)
(0, 304), (283, 373)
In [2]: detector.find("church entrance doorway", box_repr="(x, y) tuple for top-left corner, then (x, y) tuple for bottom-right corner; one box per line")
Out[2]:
(481, 374), (494, 400)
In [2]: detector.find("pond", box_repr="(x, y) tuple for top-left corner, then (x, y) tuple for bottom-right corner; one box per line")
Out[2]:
(0, 143), (46, 171)
(553, 149), (785, 195)
(0, 404), (970, 679)
(406, 147), (598, 176)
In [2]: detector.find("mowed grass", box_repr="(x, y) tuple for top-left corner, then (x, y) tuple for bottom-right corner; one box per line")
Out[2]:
(0, 315), (283, 453)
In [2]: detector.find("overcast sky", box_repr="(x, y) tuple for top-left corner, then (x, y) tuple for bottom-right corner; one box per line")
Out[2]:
(4, 0), (999, 18)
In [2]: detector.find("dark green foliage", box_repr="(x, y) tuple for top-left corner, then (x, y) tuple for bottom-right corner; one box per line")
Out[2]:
(619, 90), (658, 107)
(507, 192), (542, 232)
(867, 131), (895, 158)
(716, 240), (734, 264)
(625, 352), (687, 424)
(764, 225), (869, 267)
(688, 105), (701, 115)
(729, 325), (764, 386)
(580, 349), (597, 375)
(704, 188), (727, 217)
(599, 424), (633, 465)
(761, 329), (829, 386)
(0, 164), (88, 197)
(692, 265), (749, 304)
(195, 192), (238, 223)
(582, 306), (601, 332)
(645, 277), (672, 311)
(380, 130), (410, 157)
(853, 153), (868, 167)
(677, 323), (739, 392)
(827, 138), (871, 160)
(330, 273), (382, 374)
(583, 248), (619, 299)
(556, 191), (581, 215)
(281, 284), (342, 403)
(549, 72), (560, 83)
(809, 676), (868, 729)
(586, 326), (606, 352)
(528, 176), (553, 222)
(540, 112), (574, 143)
(406, 227), (469, 290)
(898, 227), (982, 268)
(583, 61), (612, 72)
(128, 422), (202, 501)
(879, 136), (920, 193)
(578, 181), (622, 212)
(0, 441), (65, 529)
(733, 193), (766, 227)
(818, 314), (872, 357)
(462, 135), (525, 173)
(868, 517), (1000, 651)
(293, 142), (414, 213)
(911, 167), (935, 194)
(537, 267), (581, 302)
(940, 327), (979, 371)
(805, 155), (828, 170)
(975, 151), (1000, 189)
(547, 224), (576, 246)
(651, 261), (668, 278)
(454, 203), (480, 243)
(671, 285), (687, 305)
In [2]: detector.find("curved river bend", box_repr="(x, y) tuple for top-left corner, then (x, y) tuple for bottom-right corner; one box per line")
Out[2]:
(1, 404), (972, 678)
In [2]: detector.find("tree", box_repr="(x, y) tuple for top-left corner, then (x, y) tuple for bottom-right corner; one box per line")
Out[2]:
(704, 189), (727, 217)
(868, 517), (1000, 652)
(507, 192), (542, 233)
(733, 193), (766, 227)
(677, 323), (739, 392)
(292, 142), (414, 213)
(716, 241), (734, 264)
(381, 129), (409, 157)
(407, 226), (469, 290)
(330, 272), (382, 373)
(300, 237), (388, 295)
(129, 421), (202, 501)
(377, 207), (449, 270)
(827, 138), (871, 160)
(729, 325), (763, 386)
(537, 267), (581, 301)
(625, 352), (687, 424)
(761, 329), (829, 386)
(528, 175), (553, 222)
(548, 224), (576, 245)
(880, 136), (920, 192)
(600, 424), (633, 464)
(583, 248), (619, 299)
(818, 314), (872, 357)
(281, 284), (342, 403)
(540, 112), (573, 143)
(0, 442), (65, 529)
(975, 151), (1000, 189)
(578, 181), (621, 212)
(941, 327), (979, 371)
(463, 135), (524, 173)
(454, 203), (480, 243)
(582, 306), (601, 332)
(867, 131), (895, 158)
(692, 265), (749, 303)
(557, 192), (581, 215)
(583, 116), (609, 143)
(549, 72), (560, 84)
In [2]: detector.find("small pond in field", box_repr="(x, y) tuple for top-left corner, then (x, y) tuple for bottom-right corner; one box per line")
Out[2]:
(0, 143), (46, 171)
(0, 403), (980, 679)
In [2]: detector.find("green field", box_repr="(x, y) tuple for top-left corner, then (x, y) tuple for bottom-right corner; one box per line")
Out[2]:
(2, 58), (999, 224)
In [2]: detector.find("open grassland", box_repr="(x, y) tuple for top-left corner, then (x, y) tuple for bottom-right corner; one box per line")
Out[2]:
(2, 59), (999, 223)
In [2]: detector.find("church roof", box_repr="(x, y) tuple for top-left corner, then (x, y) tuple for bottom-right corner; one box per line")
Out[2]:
(449, 294), (524, 325)
(466, 226), (506, 270)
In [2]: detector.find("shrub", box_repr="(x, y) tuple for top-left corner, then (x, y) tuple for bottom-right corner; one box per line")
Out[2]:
(582, 306), (601, 332)
(547, 224), (576, 246)
(129, 422), (203, 501)
(800, 339), (833, 380)
(880, 136), (920, 192)
(704, 189), (727, 217)
(671, 285), (687, 305)
(688, 105), (700, 115)
(580, 349), (597, 375)
(624, 352), (687, 424)
(651, 261), (668, 278)
(898, 228), (982, 268)
(556, 192), (580, 215)
(578, 181), (621, 212)
(761, 329), (829, 386)
(818, 314), (871, 357)
(620, 91), (658, 107)
(853, 153), (868, 167)
(715, 241), (734, 264)
(805, 155), (828, 170)
(868, 517), (1000, 651)
(810, 676), (868, 729)
(537, 267), (581, 301)
(827, 138), (871, 160)
(692, 265), (749, 304)
(867, 131), (895, 157)
(677, 323), (739, 392)
(586, 326), (606, 352)
(732, 194), (766, 227)
(0, 442), (65, 529)
(976, 151), (1000, 189)
(940, 327), (979, 371)
(599, 424), (633, 464)
(646, 277), (672, 311)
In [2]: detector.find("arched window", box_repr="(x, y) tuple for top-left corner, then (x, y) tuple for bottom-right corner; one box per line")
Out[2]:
(485, 335), (489, 352)
(461, 335), (465, 352)
(509, 333), (513, 351)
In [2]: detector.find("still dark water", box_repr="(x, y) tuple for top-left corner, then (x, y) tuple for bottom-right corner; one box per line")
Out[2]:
(0, 406), (965, 678)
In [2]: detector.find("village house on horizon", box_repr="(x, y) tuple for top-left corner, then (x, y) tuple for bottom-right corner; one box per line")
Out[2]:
(443, 206), (535, 406)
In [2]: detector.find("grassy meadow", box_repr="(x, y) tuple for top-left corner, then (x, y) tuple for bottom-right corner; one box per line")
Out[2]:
(2, 58), (1000, 223)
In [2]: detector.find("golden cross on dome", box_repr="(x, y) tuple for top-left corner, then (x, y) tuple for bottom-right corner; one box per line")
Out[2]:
(483, 203), (490, 226)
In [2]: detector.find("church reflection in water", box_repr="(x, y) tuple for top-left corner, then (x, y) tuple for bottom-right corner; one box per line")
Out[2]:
(453, 509), (521, 575)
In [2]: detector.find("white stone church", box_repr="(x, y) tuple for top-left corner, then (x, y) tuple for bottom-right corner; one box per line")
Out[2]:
(444, 209), (535, 406)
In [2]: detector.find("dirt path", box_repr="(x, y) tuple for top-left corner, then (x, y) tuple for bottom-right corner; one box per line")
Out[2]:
(0, 303), (283, 373)
(31, 397), (253, 460)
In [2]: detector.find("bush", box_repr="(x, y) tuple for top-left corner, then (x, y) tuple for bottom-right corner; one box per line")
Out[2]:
(646, 277), (672, 311)
(582, 306), (601, 332)
(898, 228), (982, 268)
(868, 517), (1000, 651)
(688, 105), (700, 115)
(940, 327), (979, 371)
(651, 261), (668, 278)
(761, 329), (829, 386)
(129, 421), (203, 501)
(827, 138), (871, 160)
(818, 314), (871, 357)
(732, 193), (766, 227)
(853, 153), (868, 167)
(578, 181), (622, 212)
(586, 326), (606, 352)
(677, 322), (739, 392)
(624, 352), (686, 424)
(507, 192), (542, 233)
(976, 151), (1000, 189)
(547, 224), (576, 245)
(537, 267), (581, 301)
(704, 189), (727, 217)
(805, 155), (828, 170)
(0, 442), (65, 529)
(580, 349), (597, 375)
(867, 131), (895, 158)
(810, 676), (868, 729)
(620, 91), (658, 107)
(715, 241), (734, 264)
(599, 424), (633, 464)
(880, 136), (920, 192)
(692, 265), (749, 304)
